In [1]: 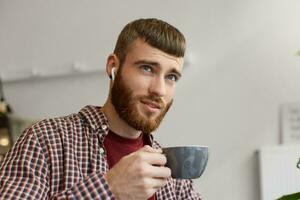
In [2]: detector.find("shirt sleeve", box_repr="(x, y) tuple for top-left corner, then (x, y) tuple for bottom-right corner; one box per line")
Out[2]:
(0, 128), (115, 200)
(176, 179), (203, 200)
(51, 172), (114, 199)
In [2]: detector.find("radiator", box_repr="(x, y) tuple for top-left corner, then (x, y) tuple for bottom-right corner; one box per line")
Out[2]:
(259, 145), (300, 200)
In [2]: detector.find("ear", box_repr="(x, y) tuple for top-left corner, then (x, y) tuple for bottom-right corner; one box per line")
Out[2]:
(106, 54), (120, 79)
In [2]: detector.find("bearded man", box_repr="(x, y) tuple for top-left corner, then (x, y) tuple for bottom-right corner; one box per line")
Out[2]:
(0, 18), (202, 200)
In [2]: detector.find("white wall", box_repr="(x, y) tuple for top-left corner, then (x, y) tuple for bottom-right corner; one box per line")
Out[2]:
(1, 0), (300, 199)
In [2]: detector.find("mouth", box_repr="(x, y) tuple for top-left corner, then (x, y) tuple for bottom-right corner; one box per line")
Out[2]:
(140, 100), (162, 111)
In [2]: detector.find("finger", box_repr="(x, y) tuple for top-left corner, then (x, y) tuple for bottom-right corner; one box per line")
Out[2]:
(148, 165), (171, 178)
(148, 177), (168, 189)
(140, 152), (167, 166)
(141, 145), (162, 153)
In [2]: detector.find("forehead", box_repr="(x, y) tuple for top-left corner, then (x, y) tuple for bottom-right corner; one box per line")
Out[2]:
(124, 39), (184, 71)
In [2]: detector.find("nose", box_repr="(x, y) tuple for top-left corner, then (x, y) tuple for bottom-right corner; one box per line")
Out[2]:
(148, 76), (166, 97)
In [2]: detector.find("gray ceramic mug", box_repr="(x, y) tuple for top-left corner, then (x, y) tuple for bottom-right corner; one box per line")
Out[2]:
(162, 146), (209, 179)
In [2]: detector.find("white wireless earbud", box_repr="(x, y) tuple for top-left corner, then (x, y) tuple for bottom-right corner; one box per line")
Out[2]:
(111, 67), (116, 81)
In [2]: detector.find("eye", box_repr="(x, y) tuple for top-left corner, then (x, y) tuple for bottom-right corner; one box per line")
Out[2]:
(166, 74), (179, 82)
(140, 65), (153, 73)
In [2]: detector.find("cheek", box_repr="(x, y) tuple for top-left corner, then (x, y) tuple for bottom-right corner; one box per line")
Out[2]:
(130, 71), (152, 87)
(165, 86), (176, 102)
(125, 75), (152, 95)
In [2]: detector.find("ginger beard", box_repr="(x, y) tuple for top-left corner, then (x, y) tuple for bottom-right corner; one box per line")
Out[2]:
(111, 69), (173, 134)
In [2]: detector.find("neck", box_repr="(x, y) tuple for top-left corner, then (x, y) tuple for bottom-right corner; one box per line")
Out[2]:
(102, 97), (142, 139)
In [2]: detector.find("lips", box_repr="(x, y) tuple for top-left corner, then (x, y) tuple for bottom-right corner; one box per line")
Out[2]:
(140, 99), (162, 110)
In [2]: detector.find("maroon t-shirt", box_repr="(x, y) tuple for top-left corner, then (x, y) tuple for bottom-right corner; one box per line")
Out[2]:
(104, 130), (156, 200)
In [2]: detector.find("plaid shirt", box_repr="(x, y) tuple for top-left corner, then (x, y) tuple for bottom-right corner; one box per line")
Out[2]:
(0, 105), (202, 199)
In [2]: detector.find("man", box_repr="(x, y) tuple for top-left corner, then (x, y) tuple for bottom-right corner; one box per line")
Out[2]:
(0, 18), (202, 199)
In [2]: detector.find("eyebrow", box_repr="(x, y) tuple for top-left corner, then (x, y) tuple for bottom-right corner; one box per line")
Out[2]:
(134, 59), (182, 78)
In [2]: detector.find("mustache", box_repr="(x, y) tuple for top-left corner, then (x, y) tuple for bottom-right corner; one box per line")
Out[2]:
(139, 95), (165, 108)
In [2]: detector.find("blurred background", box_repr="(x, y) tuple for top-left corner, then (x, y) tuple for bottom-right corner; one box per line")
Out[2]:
(1, 0), (300, 199)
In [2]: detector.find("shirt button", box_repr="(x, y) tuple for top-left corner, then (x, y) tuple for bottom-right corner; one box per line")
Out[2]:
(101, 124), (108, 130)
(99, 148), (105, 154)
